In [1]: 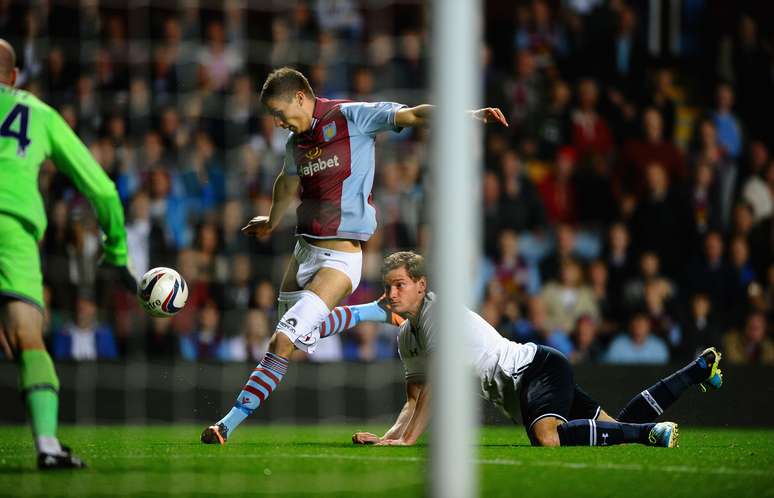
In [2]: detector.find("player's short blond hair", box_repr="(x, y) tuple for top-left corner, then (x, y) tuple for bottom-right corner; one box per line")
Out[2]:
(260, 67), (314, 105)
(382, 251), (426, 282)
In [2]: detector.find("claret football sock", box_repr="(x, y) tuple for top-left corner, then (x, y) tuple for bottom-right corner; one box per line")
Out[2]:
(318, 302), (389, 338)
(217, 352), (289, 435)
(557, 419), (655, 446)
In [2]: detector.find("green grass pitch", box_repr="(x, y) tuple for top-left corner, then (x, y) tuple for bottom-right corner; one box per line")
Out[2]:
(0, 425), (772, 497)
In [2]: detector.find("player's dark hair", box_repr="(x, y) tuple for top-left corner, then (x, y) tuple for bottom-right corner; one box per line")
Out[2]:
(382, 251), (426, 282)
(260, 67), (314, 105)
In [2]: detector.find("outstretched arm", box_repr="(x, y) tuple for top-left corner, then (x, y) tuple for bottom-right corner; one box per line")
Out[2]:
(395, 105), (509, 128)
(352, 381), (427, 446)
(242, 170), (300, 237)
(48, 110), (128, 266)
(378, 382), (430, 446)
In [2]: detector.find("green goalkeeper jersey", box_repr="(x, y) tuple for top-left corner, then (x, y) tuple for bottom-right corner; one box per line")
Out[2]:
(0, 83), (127, 265)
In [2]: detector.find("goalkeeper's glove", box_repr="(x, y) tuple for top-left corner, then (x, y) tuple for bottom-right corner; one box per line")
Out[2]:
(98, 258), (138, 295)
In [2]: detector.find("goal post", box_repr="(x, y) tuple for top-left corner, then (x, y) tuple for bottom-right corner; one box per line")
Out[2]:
(430, 0), (482, 497)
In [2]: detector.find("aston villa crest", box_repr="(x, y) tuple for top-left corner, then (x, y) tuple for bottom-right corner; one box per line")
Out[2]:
(323, 122), (336, 142)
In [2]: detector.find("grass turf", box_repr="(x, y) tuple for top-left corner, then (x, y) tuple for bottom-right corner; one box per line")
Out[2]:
(0, 426), (772, 497)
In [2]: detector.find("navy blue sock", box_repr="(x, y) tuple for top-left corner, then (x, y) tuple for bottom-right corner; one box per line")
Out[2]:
(618, 356), (710, 423)
(557, 420), (655, 446)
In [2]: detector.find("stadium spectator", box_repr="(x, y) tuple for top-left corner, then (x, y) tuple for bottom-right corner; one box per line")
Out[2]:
(686, 161), (723, 248)
(602, 221), (635, 296)
(691, 118), (738, 230)
(587, 258), (621, 336)
(569, 314), (603, 364)
(52, 296), (118, 361)
(172, 249), (212, 336)
(711, 83), (743, 160)
(623, 252), (676, 312)
(251, 279), (277, 325)
(644, 68), (678, 142)
(126, 191), (152, 277)
(145, 316), (178, 360)
(684, 231), (736, 320)
(222, 309), (271, 363)
(537, 146), (578, 224)
(534, 79), (572, 159)
(729, 236), (757, 296)
(629, 162), (691, 275)
(496, 149), (547, 234)
(599, 6), (645, 99)
(180, 300), (224, 361)
(642, 278), (682, 351)
(678, 293), (722, 362)
(731, 15), (772, 141)
(343, 321), (396, 362)
(539, 223), (581, 284)
(392, 30), (426, 90)
(540, 259), (599, 335)
(218, 253), (254, 334)
(723, 311), (774, 365)
(491, 229), (533, 300)
(573, 154), (619, 225)
(514, 0), (567, 70)
(482, 170), (503, 258)
(605, 312), (669, 365)
(570, 78), (613, 160)
(518, 296), (573, 355)
(616, 109), (686, 199)
(197, 20), (243, 92)
(504, 49), (545, 135)
(742, 169), (773, 228)
(148, 168), (190, 250)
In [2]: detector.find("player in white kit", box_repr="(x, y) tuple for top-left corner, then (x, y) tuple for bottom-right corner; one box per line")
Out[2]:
(329, 252), (723, 448)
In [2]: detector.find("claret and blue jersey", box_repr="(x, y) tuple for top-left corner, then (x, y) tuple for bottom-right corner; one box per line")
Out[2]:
(283, 97), (405, 241)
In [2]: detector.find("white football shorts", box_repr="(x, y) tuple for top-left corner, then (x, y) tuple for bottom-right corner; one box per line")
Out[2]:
(293, 237), (362, 292)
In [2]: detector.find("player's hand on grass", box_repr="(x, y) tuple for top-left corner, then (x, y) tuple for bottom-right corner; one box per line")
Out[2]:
(352, 432), (381, 445)
(469, 107), (509, 127)
(241, 216), (273, 238)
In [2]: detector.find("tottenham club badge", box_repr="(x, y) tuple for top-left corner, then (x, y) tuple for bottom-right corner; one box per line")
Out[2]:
(323, 122), (337, 142)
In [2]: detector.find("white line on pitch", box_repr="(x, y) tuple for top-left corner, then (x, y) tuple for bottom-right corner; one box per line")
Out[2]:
(0, 452), (768, 478)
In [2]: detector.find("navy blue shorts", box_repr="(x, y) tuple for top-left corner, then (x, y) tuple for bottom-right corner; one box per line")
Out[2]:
(519, 346), (601, 444)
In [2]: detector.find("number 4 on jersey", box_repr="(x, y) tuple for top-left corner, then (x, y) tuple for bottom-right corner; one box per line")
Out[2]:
(0, 104), (31, 157)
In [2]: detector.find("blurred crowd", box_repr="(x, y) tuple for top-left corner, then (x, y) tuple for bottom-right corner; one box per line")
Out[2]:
(2, 0), (773, 366)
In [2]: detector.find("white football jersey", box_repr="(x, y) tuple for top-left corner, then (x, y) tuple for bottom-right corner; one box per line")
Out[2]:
(397, 292), (538, 409)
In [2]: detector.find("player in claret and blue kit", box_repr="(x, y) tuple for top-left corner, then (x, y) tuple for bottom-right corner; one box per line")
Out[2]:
(201, 67), (509, 444)
(0, 39), (135, 469)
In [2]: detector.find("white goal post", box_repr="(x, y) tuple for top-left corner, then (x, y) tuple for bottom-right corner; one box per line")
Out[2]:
(430, 0), (482, 497)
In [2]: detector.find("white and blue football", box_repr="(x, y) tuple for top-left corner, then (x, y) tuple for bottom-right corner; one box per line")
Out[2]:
(138, 267), (188, 317)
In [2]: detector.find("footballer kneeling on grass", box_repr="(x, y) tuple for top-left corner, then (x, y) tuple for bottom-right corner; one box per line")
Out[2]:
(313, 251), (723, 448)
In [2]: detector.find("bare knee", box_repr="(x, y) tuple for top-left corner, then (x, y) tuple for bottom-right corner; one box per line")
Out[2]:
(534, 431), (561, 447)
(596, 409), (617, 422)
(1, 301), (44, 351)
(268, 332), (295, 358)
(530, 417), (563, 447)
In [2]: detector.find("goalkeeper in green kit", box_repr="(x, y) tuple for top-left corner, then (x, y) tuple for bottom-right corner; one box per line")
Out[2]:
(0, 39), (136, 469)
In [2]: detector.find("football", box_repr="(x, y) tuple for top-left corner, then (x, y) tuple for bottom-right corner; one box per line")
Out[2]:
(138, 267), (188, 317)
